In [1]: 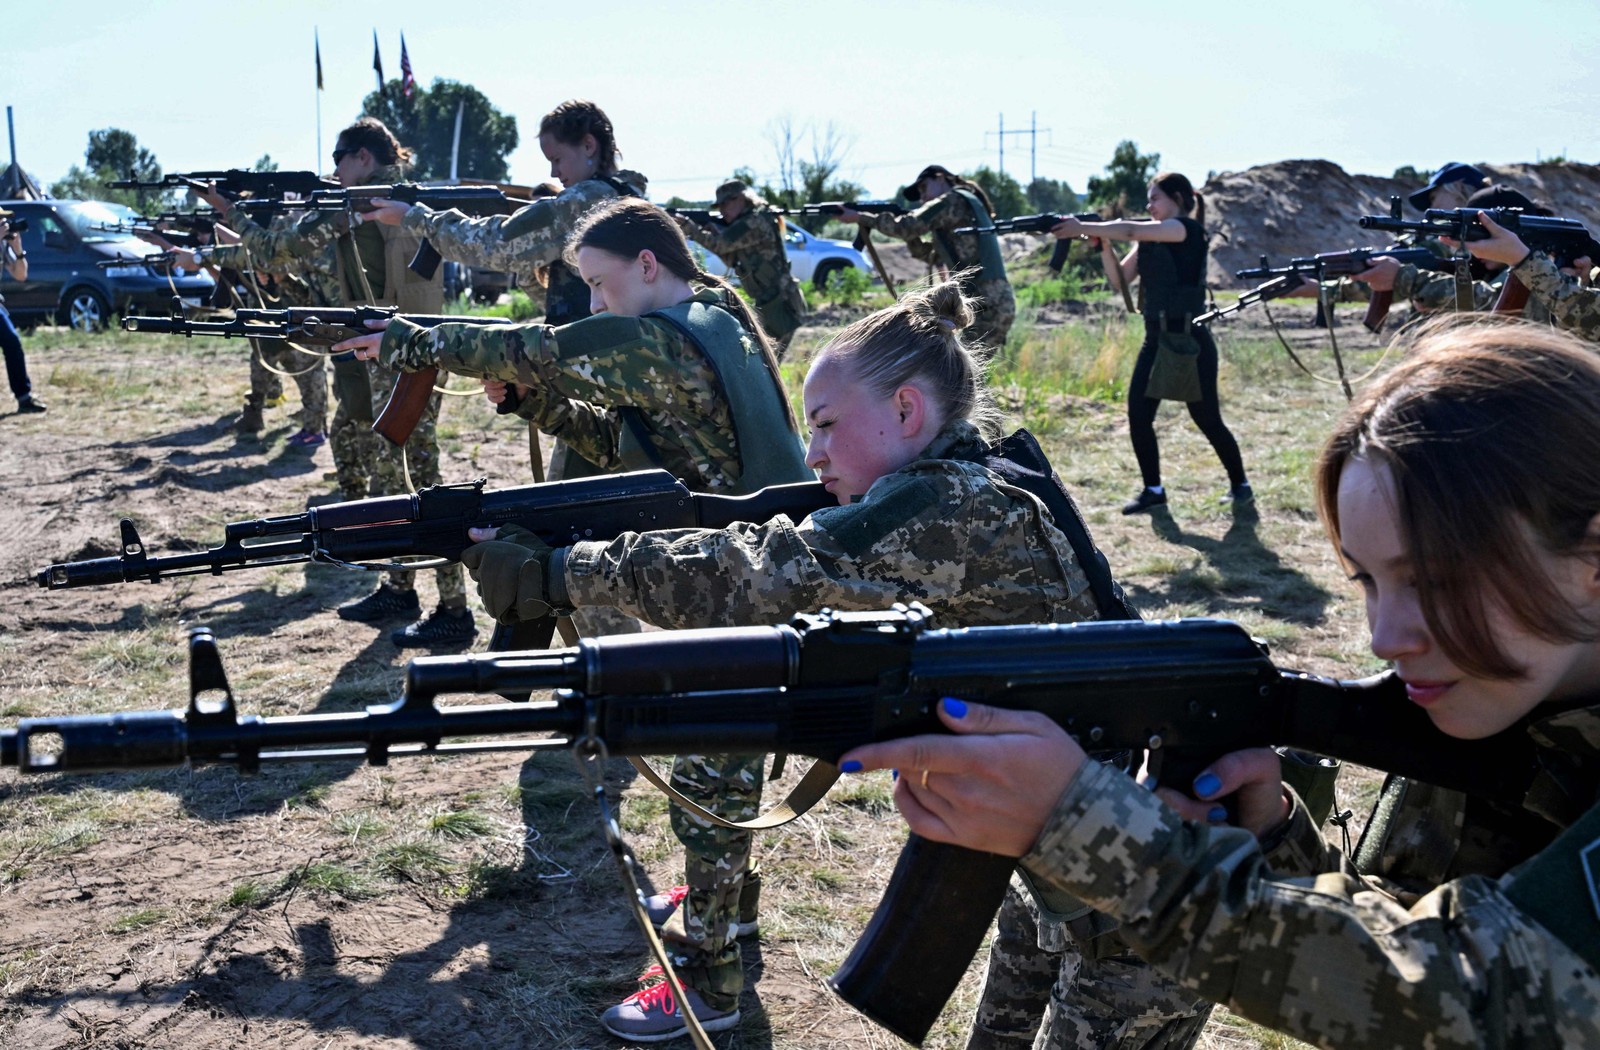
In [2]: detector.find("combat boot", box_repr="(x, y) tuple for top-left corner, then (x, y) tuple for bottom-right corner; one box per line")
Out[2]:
(336, 583), (421, 623)
(235, 400), (265, 434)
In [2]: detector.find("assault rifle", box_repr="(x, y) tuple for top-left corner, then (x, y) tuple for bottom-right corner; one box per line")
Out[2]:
(232, 184), (533, 279)
(1358, 196), (1600, 315)
(1, 216), (29, 235)
(0, 607), (1546, 1045)
(92, 211), (222, 248)
(109, 169), (337, 199)
(120, 304), (511, 444)
(93, 224), (207, 248)
(665, 207), (724, 229)
(1222, 246), (1451, 332)
(953, 212), (1106, 274)
(797, 200), (907, 293)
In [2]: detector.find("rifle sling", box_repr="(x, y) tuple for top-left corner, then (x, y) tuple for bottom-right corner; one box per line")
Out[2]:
(628, 756), (841, 831)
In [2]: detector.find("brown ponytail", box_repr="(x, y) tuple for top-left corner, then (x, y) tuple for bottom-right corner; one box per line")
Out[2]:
(1151, 171), (1203, 226)
(540, 99), (620, 176)
(336, 117), (412, 167)
(566, 198), (797, 431)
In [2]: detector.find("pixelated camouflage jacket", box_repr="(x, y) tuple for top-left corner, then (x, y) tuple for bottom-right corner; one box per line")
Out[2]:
(379, 288), (752, 488)
(399, 171), (648, 286)
(556, 419), (1099, 631)
(1021, 701), (1600, 1049)
(209, 213), (343, 307)
(860, 189), (1004, 280)
(1514, 251), (1600, 339)
(218, 164), (409, 291)
(1388, 261), (1554, 324)
(681, 207), (798, 307)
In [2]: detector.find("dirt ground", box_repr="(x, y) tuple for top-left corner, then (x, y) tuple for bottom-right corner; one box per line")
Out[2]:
(0, 297), (1386, 1050)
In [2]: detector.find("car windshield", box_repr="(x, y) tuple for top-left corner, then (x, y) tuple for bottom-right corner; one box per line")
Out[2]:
(61, 201), (139, 244)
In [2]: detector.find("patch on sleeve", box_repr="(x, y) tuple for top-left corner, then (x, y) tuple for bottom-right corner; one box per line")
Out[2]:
(1502, 798), (1600, 973)
(809, 476), (944, 559)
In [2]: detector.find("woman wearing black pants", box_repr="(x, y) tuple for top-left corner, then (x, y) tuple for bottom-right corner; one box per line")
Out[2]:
(0, 210), (45, 415)
(1054, 173), (1247, 513)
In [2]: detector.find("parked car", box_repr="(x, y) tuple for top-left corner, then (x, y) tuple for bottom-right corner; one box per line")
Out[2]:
(692, 222), (874, 290)
(0, 199), (215, 331)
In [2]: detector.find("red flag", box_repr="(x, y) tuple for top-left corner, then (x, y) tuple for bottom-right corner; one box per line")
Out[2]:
(372, 30), (384, 92)
(315, 30), (324, 91)
(400, 35), (415, 99)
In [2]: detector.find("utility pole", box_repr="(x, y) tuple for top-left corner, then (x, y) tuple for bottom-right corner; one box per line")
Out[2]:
(986, 113), (1051, 182)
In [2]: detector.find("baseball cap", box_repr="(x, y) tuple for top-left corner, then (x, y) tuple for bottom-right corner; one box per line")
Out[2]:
(1408, 162), (1488, 212)
(713, 179), (748, 205)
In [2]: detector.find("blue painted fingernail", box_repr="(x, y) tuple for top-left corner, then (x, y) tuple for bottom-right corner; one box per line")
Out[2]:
(942, 697), (968, 719)
(1193, 772), (1223, 798)
(840, 760), (863, 773)
(1207, 806), (1228, 824)
(891, 769), (899, 781)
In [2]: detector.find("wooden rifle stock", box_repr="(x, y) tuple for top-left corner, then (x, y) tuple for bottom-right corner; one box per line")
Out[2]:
(1362, 289), (1394, 333)
(1492, 272), (1532, 315)
(373, 366), (440, 446)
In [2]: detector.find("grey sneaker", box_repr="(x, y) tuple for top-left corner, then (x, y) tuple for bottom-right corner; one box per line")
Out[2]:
(601, 980), (739, 1043)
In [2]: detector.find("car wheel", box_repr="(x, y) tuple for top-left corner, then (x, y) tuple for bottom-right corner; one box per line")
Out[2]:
(812, 260), (846, 291)
(62, 287), (111, 333)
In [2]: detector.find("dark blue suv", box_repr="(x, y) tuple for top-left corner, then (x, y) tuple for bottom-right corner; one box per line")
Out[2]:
(0, 199), (215, 331)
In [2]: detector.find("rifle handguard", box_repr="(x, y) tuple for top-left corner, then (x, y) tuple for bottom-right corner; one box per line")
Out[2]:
(373, 367), (440, 446)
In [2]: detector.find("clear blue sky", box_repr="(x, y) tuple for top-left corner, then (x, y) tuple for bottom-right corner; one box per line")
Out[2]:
(7, 0), (1597, 200)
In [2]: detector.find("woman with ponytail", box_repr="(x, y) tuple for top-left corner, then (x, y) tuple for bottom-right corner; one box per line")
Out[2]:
(1053, 172), (1252, 515)
(422, 279), (1110, 1041)
(837, 164), (1018, 352)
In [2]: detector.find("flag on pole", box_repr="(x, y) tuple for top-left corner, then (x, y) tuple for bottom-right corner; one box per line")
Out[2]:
(315, 30), (324, 90)
(372, 30), (384, 92)
(400, 35), (415, 99)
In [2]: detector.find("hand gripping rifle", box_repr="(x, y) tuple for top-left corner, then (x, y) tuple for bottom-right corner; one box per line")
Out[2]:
(34, 468), (832, 663)
(1358, 196), (1600, 315)
(952, 212), (1106, 275)
(0, 606), (1547, 1045)
(120, 303), (512, 445)
(1212, 246), (1451, 332)
(232, 183), (533, 279)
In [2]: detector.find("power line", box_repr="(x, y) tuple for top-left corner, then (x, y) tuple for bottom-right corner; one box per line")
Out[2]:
(985, 112), (1052, 182)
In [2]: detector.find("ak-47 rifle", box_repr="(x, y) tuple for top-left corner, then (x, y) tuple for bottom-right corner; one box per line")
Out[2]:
(92, 211), (222, 248)
(0, 606), (1547, 1045)
(109, 169), (338, 199)
(1358, 196), (1600, 315)
(798, 201), (906, 296)
(119, 304), (511, 444)
(951, 212), (1105, 274)
(1220, 246), (1452, 332)
(232, 184), (532, 279)
(665, 207), (724, 229)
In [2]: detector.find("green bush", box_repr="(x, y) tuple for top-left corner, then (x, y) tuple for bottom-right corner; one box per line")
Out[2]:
(821, 264), (871, 306)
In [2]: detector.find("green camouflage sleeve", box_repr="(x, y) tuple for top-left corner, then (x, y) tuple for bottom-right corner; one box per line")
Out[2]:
(860, 195), (960, 241)
(223, 206), (345, 270)
(207, 243), (250, 270)
(685, 212), (765, 260)
(1392, 264), (1497, 311)
(1514, 251), (1600, 340)
(1021, 761), (1597, 1049)
(399, 179), (618, 279)
(559, 463), (1098, 630)
(511, 382), (625, 470)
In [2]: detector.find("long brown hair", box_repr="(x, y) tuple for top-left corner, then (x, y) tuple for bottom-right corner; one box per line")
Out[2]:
(566, 198), (797, 431)
(812, 277), (1003, 441)
(336, 117), (412, 167)
(913, 164), (995, 216)
(1151, 171), (1204, 226)
(1315, 318), (1600, 679)
(540, 100), (620, 176)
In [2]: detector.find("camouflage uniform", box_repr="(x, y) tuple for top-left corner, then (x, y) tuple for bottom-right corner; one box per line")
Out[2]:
(1017, 702), (1600, 1050)
(1389, 261), (1555, 324)
(860, 189), (1017, 352)
(381, 288), (810, 1011)
(223, 166), (465, 607)
(681, 206), (807, 354)
(1512, 251), (1600, 340)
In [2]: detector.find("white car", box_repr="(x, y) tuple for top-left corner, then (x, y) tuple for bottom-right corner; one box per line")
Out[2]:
(692, 222), (874, 289)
